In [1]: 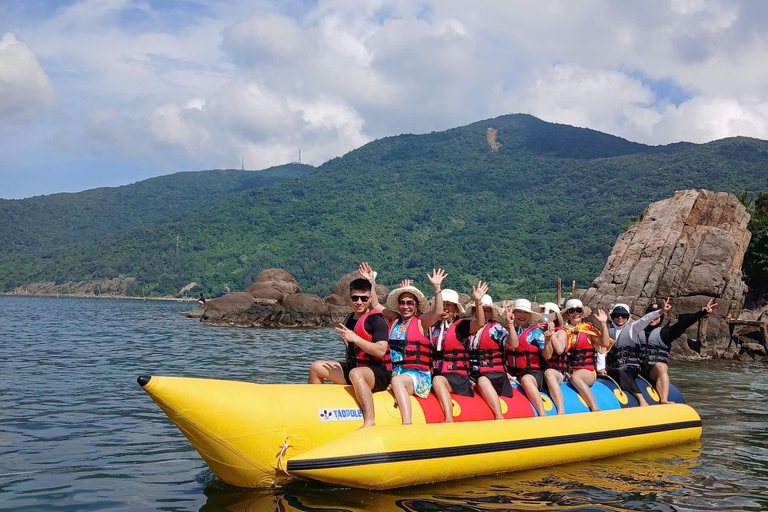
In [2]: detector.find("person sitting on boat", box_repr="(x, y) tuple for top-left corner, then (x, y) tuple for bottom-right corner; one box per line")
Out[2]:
(505, 298), (550, 416)
(468, 294), (513, 420)
(307, 275), (391, 429)
(563, 299), (610, 412)
(539, 302), (569, 415)
(605, 302), (665, 406)
(640, 297), (717, 404)
(430, 282), (488, 423)
(365, 268), (446, 425)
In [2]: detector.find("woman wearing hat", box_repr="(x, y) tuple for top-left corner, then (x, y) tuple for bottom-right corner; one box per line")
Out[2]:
(504, 298), (549, 416)
(468, 293), (513, 420)
(640, 297), (716, 404)
(562, 299), (610, 412)
(606, 302), (665, 407)
(539, 302), (569, 415)
(366, 268), (447, 425)
(431, 282), (488, 422)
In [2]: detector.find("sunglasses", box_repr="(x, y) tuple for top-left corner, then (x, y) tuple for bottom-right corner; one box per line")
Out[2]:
(567, 307), (584, 314)
(350, 295), (370, 303)
(399, 299), (416, 306)
(611, 313), (629, 319)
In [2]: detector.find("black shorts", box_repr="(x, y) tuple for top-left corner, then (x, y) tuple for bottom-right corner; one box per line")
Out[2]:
(519, 371), (544, 390)
(441, 372), (474, 397)
(607, 366), (641, 395)
(342, 363), (391, 393)
(472, 371), (513, 398)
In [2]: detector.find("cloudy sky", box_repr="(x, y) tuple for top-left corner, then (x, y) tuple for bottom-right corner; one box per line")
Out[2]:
(2, 0), (768, 198)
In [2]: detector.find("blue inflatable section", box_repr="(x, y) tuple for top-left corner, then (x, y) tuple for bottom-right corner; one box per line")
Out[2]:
(596, 376), (687, 407)
(513, 380), (621, 416)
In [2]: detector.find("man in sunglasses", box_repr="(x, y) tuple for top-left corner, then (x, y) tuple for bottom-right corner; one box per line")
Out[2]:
(605, 302), (664, 406)
(308, 277), (391, 428)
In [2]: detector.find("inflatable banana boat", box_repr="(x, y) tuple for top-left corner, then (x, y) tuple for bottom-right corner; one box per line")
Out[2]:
(137, 375), (701, 490)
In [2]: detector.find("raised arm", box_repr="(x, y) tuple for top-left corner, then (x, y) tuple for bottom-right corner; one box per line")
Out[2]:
(664, 298), (717, 343)
(469, 281), (488, 333)
(504, 306), (519, 350)
(418, 268), (447, 328)
(628, 300), (665, 338)
(593, 308), (611, 348)
(541, 322), (556, 359)
(359, 262), (400, 321)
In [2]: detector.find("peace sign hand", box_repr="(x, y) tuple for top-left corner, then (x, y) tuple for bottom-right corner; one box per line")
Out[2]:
(662, 297), (673, 313)
(702, 298), (718, 314)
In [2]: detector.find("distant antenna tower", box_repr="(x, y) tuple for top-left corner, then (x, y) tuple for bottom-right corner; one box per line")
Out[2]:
(298, 149), (302, 164)
(241, 156), (245, 171)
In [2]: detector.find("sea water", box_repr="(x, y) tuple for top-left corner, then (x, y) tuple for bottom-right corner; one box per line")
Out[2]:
(1, 295), (767, 512)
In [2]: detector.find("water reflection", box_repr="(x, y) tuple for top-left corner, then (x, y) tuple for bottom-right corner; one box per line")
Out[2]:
(200, 443), (701, 512)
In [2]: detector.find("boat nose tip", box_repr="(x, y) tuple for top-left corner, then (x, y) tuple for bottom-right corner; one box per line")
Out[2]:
(137, 375), (152, 387)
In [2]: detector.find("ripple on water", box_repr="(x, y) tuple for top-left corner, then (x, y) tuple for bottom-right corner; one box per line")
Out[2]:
(2, 297), (768, 512)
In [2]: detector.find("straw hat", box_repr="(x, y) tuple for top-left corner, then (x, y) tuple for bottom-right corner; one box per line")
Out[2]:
(563, 298), (591, 318)
(511, 298), (542, 324)
(386, 286), (429, 315)
(466, 294), (501, 319)
(441, 289), (465, 315)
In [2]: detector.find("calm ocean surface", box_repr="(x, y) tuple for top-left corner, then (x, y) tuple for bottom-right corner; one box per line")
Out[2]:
(2, 295), (767, 512)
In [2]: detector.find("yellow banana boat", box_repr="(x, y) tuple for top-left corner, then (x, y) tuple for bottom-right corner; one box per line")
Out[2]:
(137, 375), (701, 490)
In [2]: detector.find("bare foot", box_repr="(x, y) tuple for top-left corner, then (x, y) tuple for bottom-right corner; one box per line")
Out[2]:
(357, 423), (374, 430)
(660, 400), (676, 404)
(443, 419), (454, 423)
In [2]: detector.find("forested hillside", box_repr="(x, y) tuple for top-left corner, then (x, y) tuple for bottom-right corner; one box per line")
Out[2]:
(3, 114), (767, 299)
(0, 163), (315, 254)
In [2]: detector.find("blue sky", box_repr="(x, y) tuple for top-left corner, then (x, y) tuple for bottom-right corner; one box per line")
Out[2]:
(2, 0), (768, 199)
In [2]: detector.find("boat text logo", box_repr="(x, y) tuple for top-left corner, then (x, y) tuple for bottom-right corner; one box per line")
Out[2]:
(317, 408), (363, 422)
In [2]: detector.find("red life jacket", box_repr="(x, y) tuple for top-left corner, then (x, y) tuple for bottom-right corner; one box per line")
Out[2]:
(348, 310), (392, 371)
(507, 325), (543, 377)
(389, 316), (432, 372)
(437, 319), (471, 376)
(567, 325), (596, 372)
(471, 321), (506, 373)
(547, 326), (568, 373)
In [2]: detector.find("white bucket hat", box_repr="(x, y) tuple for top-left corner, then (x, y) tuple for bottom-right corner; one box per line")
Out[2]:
(386, 286), (429, 315)
(466, 294), (500, 319)
(564, 298), (591, 318)
(511, 298), (542, 324)
(440, 289), (465, 314)
(540, 302), (561, 323)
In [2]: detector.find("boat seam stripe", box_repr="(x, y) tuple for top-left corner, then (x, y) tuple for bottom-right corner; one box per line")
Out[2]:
(286, 419), (702, 471)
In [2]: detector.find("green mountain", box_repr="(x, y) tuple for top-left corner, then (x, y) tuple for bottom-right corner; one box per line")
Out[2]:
(0, 163), (315, 254)
(3, 114), (768, 299)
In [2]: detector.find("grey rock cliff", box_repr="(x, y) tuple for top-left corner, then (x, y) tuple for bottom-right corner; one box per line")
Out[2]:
(574, 189), (751, 359)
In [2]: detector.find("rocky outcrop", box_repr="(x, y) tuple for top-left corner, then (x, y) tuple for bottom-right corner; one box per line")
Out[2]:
(574, 189), (751, 359)
(244, 269), (302, 300)
(194, 269), (389, 328)
(323, 271), (390, 313)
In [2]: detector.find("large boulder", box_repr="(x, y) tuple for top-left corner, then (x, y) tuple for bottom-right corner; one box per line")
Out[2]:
(200, 292), (258, 322)
(282, 293), (329, 314)
(244, 269), (302, 300)
(324, 271), (389, 308)
(574, 189), (751, 359)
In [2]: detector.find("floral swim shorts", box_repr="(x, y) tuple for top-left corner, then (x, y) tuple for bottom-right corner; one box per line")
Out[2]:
(391, 367), (432, 399)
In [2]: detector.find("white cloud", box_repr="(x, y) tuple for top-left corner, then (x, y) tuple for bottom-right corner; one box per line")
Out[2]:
(6, 0), (768, 197)
(0, 33), (56, 119)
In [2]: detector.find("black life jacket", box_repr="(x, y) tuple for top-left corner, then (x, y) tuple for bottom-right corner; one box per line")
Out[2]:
(639, 326), (667, 366)
(607, 324), (641, 370)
